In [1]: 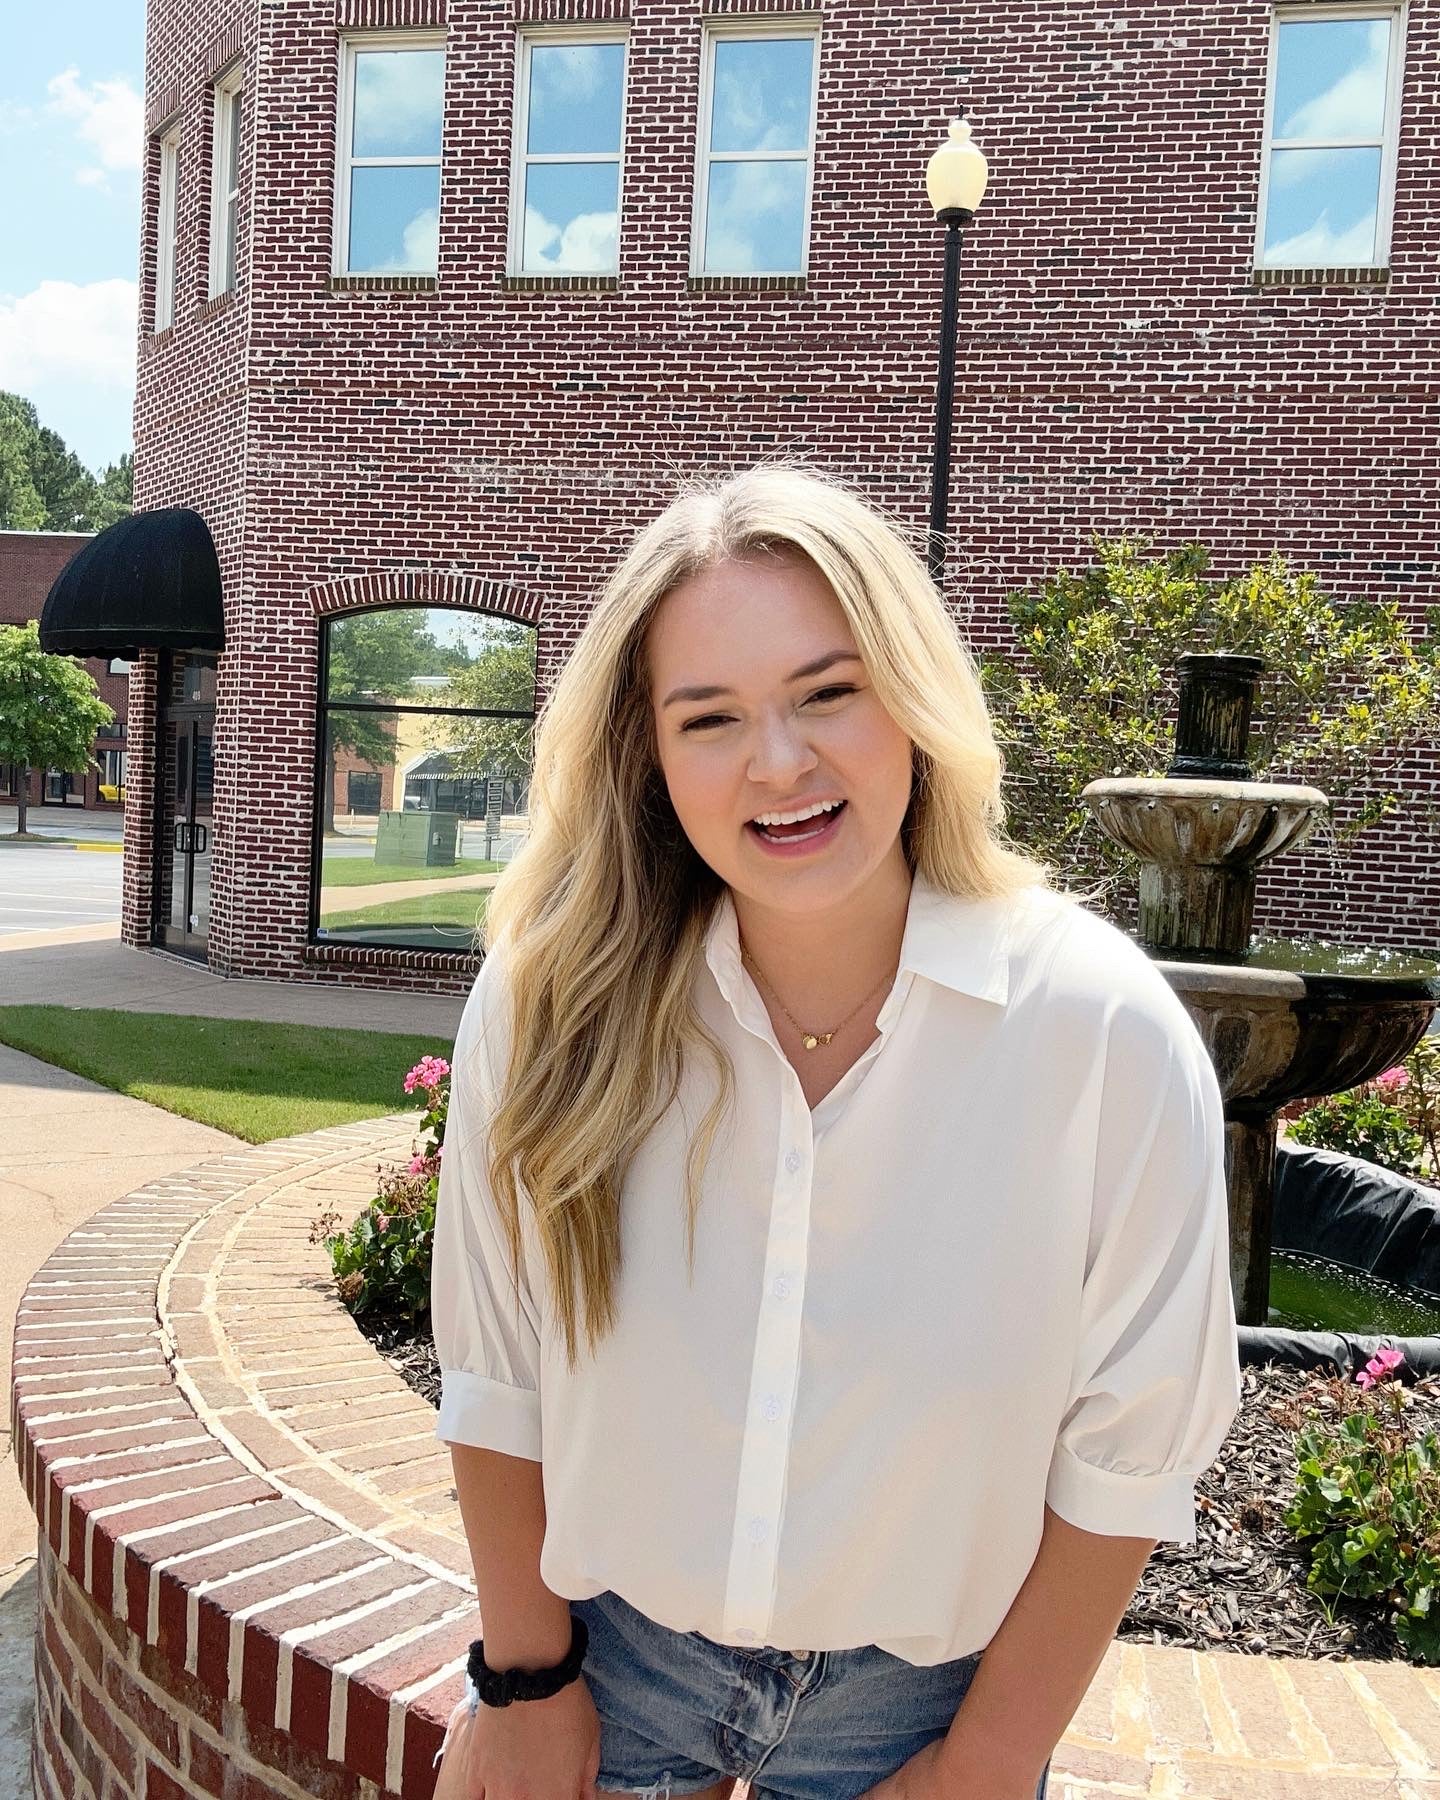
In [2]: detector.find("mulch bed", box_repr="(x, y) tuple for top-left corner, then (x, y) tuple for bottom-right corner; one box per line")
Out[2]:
(353, 1310), (1440, 1666)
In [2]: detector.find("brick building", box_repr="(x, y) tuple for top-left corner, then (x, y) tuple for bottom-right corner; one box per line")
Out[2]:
(1, 531), (131, 815)
(43, 0), (1437, 990)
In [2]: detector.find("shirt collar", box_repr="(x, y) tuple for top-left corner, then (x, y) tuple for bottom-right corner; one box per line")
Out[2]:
(702, 867), (1014, 1013)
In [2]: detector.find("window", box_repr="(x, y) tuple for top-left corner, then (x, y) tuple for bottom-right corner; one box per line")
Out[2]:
(510, 31), (627, 275)
(209, 65), (244, 297)
(314, 606), (537, 953)
(1257, 4), (1406, 269)
(335, 33), (445, 275)
(154, 120), (181, 329)
(693, 22), (820, 276)
(98, 748), (127, 800)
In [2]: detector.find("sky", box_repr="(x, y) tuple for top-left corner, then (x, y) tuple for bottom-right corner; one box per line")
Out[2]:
(0, 3), (143, 478)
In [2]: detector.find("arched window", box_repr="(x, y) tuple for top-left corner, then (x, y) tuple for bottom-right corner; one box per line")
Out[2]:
(312, 606), (537, 952)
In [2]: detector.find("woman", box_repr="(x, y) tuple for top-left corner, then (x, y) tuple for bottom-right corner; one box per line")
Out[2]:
(430, 463), (1242, 1800)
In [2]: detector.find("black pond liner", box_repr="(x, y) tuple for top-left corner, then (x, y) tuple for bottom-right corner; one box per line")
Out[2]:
(1237, 1139), (1440, 1378)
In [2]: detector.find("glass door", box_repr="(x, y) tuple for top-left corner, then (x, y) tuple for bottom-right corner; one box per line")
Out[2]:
(154, 656), (216, 959)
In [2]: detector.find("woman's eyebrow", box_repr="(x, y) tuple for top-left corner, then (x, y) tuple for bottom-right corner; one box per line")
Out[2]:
(661, 650), (863, 709)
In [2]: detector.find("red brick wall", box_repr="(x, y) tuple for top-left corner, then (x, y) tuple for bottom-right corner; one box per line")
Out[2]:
(132, 0), (1440, 992)
(0, 532), (130, 812)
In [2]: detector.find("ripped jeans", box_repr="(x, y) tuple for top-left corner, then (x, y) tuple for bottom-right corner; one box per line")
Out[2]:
(437, 1589), (1050, 1800)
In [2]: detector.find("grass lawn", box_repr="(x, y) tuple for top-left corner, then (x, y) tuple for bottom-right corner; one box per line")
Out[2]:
(320, 856), (502, 888)
(320, 889), (491, 931)
(0, 1007), (454, 1143)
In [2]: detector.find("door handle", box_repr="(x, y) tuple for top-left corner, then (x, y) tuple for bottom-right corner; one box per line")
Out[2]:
(193, 824), (209, 855)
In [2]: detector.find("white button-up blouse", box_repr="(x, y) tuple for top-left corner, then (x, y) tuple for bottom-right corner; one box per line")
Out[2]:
(432, 870), (1243, 1666)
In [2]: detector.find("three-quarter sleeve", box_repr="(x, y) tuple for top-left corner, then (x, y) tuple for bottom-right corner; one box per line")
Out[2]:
(431, 944), (544, 1460)
(1045, 988), (1243, 1545)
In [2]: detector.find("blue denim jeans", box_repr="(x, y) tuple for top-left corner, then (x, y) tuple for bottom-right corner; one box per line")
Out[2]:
(559, 1588), (1053, 1800)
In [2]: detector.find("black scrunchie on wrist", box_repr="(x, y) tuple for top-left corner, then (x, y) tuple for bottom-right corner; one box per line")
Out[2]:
(468, 1613), (589, 1708)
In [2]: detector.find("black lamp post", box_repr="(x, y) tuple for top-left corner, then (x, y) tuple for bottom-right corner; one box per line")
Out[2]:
(925, 115), (989, 586)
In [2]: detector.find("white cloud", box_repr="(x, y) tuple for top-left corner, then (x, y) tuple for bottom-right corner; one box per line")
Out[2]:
(0, 279), (137, 389)
(404, 206), (439, 269)
(1277, 22), (1389, 140)
(44, 66), (143, 191)
(523, 205), (617, 272)
(530, 43), (611, 109)
(1265, 209), (1377, 266)
(0, 98), (37, 133)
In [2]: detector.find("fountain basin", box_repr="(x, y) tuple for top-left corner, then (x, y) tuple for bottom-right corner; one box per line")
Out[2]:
(1085, 777), (1327, 869)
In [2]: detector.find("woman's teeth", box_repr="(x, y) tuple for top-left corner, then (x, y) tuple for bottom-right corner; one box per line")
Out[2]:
(749, 800), (847, 842)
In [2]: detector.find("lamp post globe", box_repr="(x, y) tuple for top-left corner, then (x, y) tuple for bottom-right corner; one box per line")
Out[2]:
(925, 115), (989, 585)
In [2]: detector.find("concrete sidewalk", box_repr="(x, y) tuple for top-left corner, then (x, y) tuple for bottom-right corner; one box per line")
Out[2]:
(0, 928), (464, 1789)
(0, 929), (466, 1038)
(0, 1042), (244, 1797)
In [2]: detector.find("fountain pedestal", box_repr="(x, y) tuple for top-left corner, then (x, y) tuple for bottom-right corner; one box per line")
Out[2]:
(1083, 653), (1439, 1327)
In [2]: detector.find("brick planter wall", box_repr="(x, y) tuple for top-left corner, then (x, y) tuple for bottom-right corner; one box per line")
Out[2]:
(22, 1114), (1440, 1793)
(12, 1118), (481, 1800)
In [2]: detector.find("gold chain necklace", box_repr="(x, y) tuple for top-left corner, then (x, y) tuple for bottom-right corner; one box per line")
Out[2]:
(740, 944), (897, 1051)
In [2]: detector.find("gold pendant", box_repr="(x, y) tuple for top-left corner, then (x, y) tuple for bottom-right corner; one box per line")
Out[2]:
(802, 1032), (832, 1050)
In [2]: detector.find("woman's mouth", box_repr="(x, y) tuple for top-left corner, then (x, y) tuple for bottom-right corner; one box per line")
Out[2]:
(746, 799), (847, 855)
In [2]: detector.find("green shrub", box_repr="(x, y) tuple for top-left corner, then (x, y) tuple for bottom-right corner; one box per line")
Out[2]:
(1282, 1348), (1440, 1663)
(980, 537), (1440, 919)
(1287, 1044), (1435, 1181)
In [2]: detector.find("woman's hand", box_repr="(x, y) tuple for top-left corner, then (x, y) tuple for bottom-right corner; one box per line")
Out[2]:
(436, 1671), (603, 1799)
(852, 1737), (1038, 1800)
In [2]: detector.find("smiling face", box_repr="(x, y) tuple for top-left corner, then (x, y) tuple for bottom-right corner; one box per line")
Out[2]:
(644, 547), (915, 918)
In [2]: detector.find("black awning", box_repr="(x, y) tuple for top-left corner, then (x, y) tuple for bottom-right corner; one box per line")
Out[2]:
(38, 506), (226, 660)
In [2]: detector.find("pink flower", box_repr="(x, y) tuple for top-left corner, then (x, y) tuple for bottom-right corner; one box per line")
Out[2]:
(408, 1154), (426, 1175)
(1357, 1346), (1405, 1389)
(375, 1212), (391, 1233)
(403, 1054), (453, 1096)
(1376, 1067), (1410, 1093)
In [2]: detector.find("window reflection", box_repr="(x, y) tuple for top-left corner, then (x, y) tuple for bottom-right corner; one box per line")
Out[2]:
(317, 607), (536, 952)
(699, 33), (815, 275)
(1261, 12), (1396, 269)
(516, 37), (625, 274)
(344, 43), (444, 274)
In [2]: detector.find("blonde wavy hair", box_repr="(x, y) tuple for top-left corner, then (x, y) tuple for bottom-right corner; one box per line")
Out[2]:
(479, 461), (1055, 1370)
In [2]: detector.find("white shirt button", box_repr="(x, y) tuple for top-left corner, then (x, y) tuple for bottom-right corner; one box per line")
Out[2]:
(785, 1149), (802, 1173)
(760, 1394), (782, 1420)
(772, 1275), (792, 1299)
(747, 1516), (768, 1543)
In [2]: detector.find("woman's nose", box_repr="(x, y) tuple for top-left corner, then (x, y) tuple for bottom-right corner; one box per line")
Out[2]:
(747, 714), (819, 785)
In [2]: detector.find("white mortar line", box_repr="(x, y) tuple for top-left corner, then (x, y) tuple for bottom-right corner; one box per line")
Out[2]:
(387, 1654), (471, 1793)
(275, 1577), (438, 1735)
(226, 1555), (394, 1702)
(327, 1602), (474, 1763)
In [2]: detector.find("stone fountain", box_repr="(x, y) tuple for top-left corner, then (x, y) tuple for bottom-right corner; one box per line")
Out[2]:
(1083, 652), (1440, 1327)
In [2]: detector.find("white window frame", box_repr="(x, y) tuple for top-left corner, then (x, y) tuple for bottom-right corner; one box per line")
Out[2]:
(508, 25), (629, 277)
(333, 29), (446, 277)
(691, 17), (821, 278)
(154, 119), (181, 330)
(1256, 1), (1407, 270)
(209, 63), (244, 298)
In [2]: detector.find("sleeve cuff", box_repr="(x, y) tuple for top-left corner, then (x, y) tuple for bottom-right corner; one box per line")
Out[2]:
(435, 1367), (542, 1461)
(1045, 1437), (1199, 1545)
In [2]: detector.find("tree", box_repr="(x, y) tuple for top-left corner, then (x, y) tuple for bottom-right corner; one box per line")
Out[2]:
(0, 621), (116, 836)
(323, 611), (437, 834)
(438, 623), (537, 784)
(0, 391), (133, 531)
(981, 537), (1440, 923)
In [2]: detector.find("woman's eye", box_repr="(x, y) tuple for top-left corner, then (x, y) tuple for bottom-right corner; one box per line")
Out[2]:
(679, 687), (854, 733)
